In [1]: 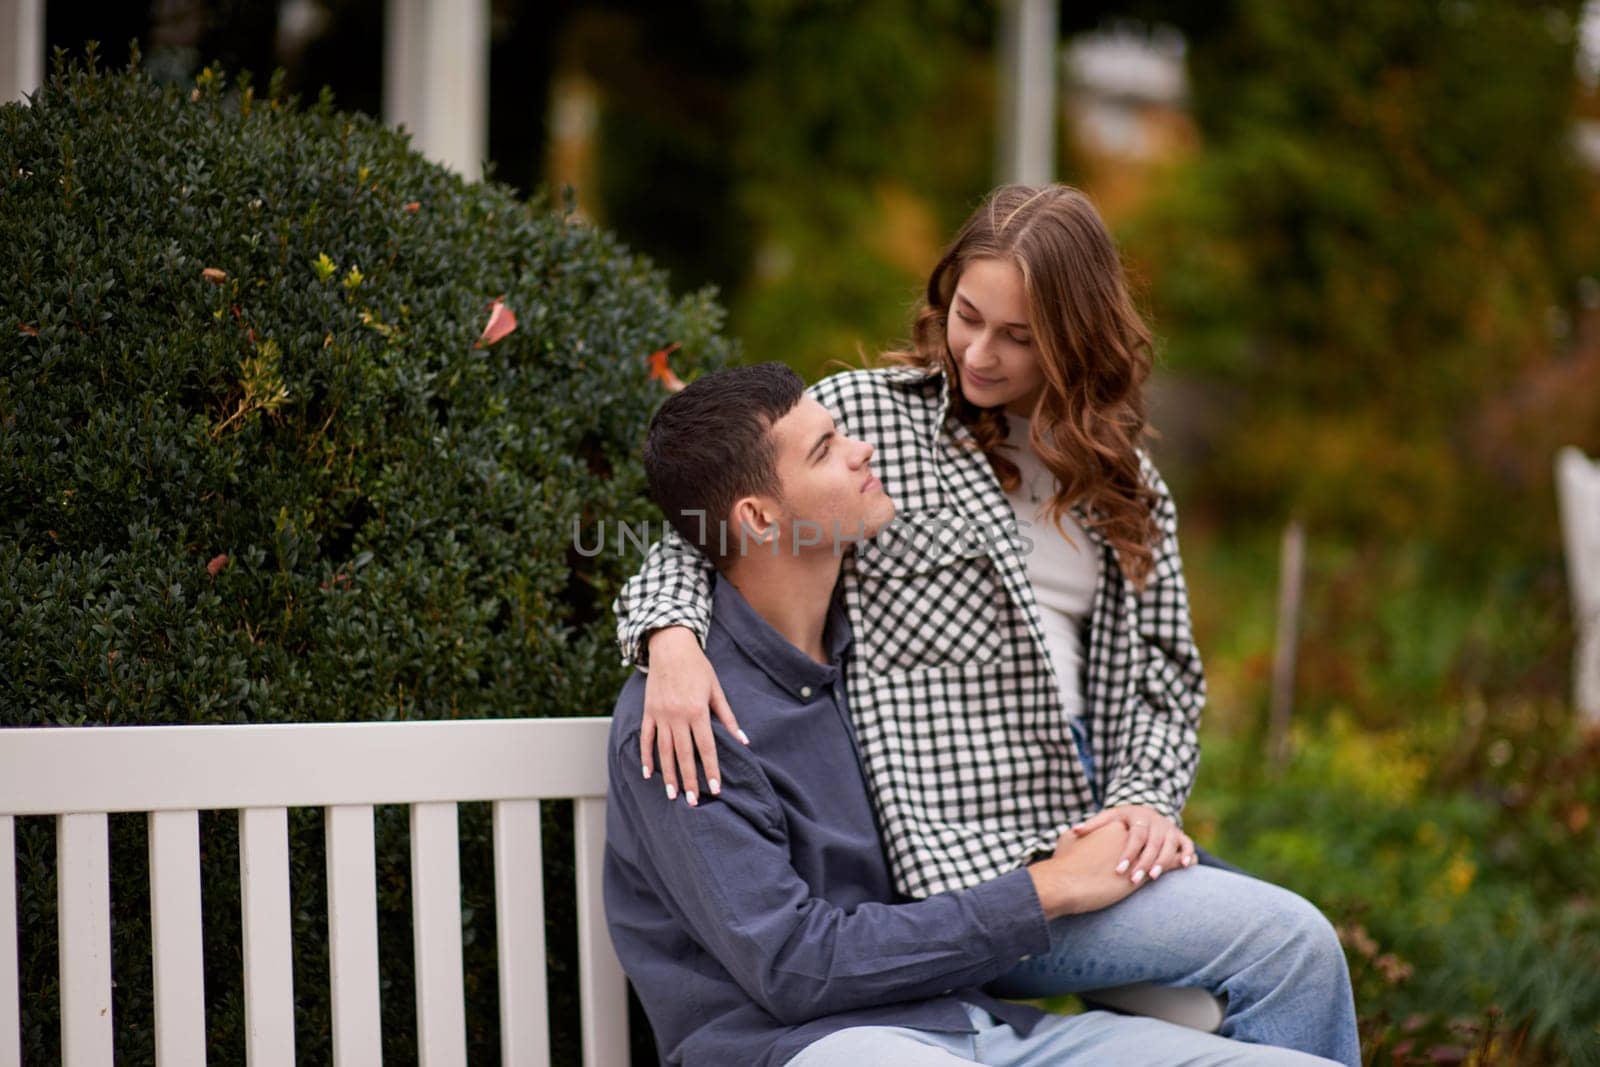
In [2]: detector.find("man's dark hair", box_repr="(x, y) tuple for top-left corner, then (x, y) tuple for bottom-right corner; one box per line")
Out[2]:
(643, 362), (807, 567)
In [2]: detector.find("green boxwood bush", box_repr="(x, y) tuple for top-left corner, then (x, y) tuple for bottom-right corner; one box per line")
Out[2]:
(1, 48), (728, 1063)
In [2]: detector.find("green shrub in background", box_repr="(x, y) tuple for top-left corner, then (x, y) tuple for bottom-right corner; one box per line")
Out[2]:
(0, 48), (728, 1063)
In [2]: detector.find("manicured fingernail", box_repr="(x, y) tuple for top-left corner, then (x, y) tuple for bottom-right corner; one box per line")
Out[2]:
(1116, 859), (1130, 874)
(686, 790), (698, 807)
(1132, 869), (1146, 885)
(709, 778), (721, 795)
(665, 784), (677, 800)
(737, 729), (751, 745)
(1151, 865), (1163, 879)
(642, 764), (651, 780)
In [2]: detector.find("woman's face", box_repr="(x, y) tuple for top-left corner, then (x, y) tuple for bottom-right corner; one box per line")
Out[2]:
(946, 256), (1045, 416)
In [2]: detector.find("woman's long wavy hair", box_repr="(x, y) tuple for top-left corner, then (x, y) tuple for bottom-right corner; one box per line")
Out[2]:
(886, 184), (1161, 589)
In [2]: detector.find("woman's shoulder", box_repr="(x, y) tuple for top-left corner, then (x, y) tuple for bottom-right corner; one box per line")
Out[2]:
(808, 364), (944, 413)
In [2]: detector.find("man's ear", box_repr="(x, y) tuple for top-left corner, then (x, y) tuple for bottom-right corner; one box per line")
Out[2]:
(730, 496), (778, 546)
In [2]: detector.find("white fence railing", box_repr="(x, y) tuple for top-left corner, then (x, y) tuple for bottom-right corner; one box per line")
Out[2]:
(0, 717), (627, 1066)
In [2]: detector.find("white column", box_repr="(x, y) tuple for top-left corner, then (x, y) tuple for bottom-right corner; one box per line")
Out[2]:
(1, 0), (45, 105)
(384, 0), (489, 179)
(997, 0), (1059, 186)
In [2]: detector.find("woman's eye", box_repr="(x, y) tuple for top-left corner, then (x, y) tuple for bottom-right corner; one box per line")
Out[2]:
(955, 310), (977, 324)
(1009, 334), (1031, 346)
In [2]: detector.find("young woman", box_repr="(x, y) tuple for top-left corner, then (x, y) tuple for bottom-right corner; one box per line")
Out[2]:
(614, 184), (1359, 1065)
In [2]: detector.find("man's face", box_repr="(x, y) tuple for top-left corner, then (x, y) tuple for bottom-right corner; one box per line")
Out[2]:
(756, 396), (896, 554)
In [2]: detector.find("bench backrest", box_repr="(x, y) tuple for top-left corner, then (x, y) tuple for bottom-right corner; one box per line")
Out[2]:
(0, 717), (627, 1066)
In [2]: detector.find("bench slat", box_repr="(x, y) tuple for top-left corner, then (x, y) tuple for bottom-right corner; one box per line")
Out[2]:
(326, 805), (383, 1066)
(149, 809), (207, 1065)
(411, 802), (466, 1067)
(0, 816), (20, 1067)
(240, 807), (296, 1065)
(493, 799), (549, 1067)
(574, 798), (627, 1067)
(57, 812), (113, 1066)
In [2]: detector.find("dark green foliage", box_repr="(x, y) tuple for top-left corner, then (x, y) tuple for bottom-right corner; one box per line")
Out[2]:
(1, 49), (727, 1063)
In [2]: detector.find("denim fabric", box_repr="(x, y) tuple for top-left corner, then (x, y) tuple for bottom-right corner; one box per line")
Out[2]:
(788, 1001), (1340, 1066)
(987, 866), (1360, 1066)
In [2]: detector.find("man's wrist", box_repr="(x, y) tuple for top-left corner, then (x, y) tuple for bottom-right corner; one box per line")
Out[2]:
(1026, 862), (1081, 920)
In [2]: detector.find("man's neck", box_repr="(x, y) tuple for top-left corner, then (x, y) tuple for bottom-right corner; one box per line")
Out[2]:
(723, 550), (844, 665)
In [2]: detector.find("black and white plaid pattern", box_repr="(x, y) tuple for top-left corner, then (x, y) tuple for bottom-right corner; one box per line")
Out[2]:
(614, 367), (1204, 898)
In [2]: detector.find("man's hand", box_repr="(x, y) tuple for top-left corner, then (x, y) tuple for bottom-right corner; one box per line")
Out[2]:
(1027, 824), (1144, 919)
(640, 626), (747, 806)
(1070, 804), (1195, 885)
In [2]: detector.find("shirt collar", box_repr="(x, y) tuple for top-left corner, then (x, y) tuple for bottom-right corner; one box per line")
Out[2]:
(711, 572), (852, 700)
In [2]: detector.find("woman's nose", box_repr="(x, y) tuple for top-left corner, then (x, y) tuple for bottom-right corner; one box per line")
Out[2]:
(965, 332), (995, 367)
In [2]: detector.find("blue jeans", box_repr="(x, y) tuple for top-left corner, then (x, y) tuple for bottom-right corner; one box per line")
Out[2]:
(788, 1000), (1340, 1066)
(979, 723), (1361, 1066)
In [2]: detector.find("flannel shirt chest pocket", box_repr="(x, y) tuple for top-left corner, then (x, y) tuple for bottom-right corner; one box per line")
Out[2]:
(852, 510), (1006, 675)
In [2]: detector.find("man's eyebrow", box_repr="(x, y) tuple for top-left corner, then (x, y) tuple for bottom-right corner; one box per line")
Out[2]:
(807, 429), (835, 462)
(955, 292), (1030, 331)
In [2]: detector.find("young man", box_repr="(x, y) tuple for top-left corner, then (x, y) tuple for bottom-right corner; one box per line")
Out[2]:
(603, 363), (1338, 1066)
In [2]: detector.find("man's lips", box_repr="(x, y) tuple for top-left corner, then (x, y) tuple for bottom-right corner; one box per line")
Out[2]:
(861, 474), (882, 493)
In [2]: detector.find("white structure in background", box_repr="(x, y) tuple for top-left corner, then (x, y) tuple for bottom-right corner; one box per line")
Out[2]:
(1064, 23), (1189, 161)
(997, 0), (1058, 185)
(2, 0), (489, 178)
(1577, 0), (1600, 171)
(1, 0), (44, 105)
(1557, 447), (1600, 723)
(383, 0), (489, 178)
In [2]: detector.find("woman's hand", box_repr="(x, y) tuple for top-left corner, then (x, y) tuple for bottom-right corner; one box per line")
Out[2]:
(640, 626), (747, 806)
(1069, 804), (1195, 884)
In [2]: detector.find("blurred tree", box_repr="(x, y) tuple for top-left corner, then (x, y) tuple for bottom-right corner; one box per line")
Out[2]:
(1118, 0), (1599, 547)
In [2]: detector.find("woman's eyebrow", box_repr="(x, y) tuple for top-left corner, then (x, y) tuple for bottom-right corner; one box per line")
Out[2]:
(954, 292), (1029, 331)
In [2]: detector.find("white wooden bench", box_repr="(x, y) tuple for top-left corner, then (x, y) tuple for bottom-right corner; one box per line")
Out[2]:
(0, 717), (628, 1066)
(0, 717), (1221, 1067)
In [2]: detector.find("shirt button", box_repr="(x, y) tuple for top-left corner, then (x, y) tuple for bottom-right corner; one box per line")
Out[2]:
(800, 686), (812, 699)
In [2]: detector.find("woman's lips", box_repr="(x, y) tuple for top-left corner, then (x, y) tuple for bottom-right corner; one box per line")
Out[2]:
(964, 367), (1003, 388)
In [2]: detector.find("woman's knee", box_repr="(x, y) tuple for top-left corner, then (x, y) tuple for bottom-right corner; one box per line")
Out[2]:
(1258, 887), (1346, 975)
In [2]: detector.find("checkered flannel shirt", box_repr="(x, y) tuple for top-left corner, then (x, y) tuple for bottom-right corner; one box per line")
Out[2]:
(614, 366), (1205, 899)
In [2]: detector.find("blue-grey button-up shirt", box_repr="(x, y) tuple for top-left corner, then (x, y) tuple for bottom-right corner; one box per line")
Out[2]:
(603, 574), (1051, 1066)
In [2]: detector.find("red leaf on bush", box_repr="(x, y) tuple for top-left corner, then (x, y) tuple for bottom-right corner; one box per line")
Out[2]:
(201, 267), (227, 285)
(477, 297), (517, 347)
(18, 323), (38, 337)
(207, 553), (229, 576)
(403, 201), (421, 213)
(648, 342), (685, 392)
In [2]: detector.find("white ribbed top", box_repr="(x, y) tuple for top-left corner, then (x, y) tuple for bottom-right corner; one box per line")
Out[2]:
(1000, 415), (1099, 718)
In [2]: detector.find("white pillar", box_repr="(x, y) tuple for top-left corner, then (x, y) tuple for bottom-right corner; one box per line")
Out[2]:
(1557, 447), (1600, 723)
(997, 0), (1058, 186)
(1, 0), (45, 105)
(384, 0), (489, 179)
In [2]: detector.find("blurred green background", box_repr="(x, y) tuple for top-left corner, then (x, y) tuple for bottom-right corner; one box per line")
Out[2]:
(33, 1), (1600, 1062)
